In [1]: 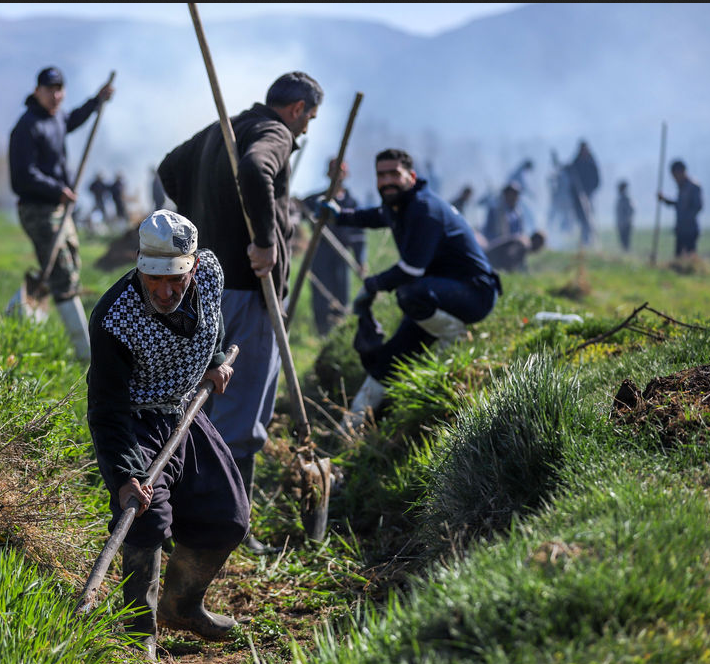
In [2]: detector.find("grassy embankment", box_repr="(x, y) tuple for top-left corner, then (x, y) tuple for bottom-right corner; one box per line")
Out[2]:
(1, 209), (710, 662)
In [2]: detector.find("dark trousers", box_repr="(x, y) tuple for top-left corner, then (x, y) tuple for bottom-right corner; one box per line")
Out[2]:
(675, 225), (699, 256)
(358, 276), (497, 381)
(311, 239), (367, 336)
(103, 409), (249, 550)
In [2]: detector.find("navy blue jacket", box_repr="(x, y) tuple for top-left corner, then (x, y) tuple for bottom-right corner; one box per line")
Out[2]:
(338, 180), (501, 294)
(9, 94), (99, 205)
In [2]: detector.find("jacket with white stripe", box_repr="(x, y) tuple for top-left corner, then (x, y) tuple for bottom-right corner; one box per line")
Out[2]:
(337, 179), (500, 294)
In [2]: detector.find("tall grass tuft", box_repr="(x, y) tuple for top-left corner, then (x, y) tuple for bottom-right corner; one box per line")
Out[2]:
(0, 545), (137, 663)
(418, 353), (582, 555)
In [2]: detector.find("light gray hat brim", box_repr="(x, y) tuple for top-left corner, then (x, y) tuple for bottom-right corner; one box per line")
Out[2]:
(137, 253), (196, 275)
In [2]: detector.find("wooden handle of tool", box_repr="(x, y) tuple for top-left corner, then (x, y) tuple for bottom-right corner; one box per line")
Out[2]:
(285, 92), (364, 328)
(42, 70), (117, 284)
(74, 343), (239, 616)
(188, 2), (311, 443)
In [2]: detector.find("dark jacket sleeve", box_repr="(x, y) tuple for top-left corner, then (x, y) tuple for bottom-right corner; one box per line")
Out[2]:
(337, 206), (389, 229)
(369, 199), (443, 292)
(9, 118), (64, 202)
(66, 96), (100, 132)
(86, 312), (149, 490)
(236, 123), (293, 248)
(207, 312), (227, 369)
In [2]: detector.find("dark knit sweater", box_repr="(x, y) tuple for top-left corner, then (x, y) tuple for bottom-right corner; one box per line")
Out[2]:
(86, 249), (226, 487)
(157, 103), (297, 303)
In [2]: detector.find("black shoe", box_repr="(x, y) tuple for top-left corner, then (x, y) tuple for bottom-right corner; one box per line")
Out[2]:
(244, 534), (280, 555)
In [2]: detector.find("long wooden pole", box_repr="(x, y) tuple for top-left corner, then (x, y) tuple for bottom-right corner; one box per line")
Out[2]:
(285, 92), (364, 329)
(42, 71), (117, 282)
(295, 200), (365, 279)
(188, 2), (310, 443)
(74, 344), (239, 615)
(650, 121), (667, 267)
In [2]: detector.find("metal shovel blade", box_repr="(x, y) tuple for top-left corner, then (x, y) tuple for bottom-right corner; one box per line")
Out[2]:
(298, 454), (331, 541)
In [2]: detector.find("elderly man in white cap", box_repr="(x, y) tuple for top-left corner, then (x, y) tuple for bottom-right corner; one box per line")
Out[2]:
(86, 210), (249, 659)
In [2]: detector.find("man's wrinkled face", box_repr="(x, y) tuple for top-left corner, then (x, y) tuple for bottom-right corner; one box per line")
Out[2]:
(34, 84), (65, 115)
(140, 270), (194, 314)
(376, 159), (416, 206)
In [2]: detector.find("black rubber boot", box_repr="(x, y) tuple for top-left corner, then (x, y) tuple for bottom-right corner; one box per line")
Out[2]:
(156, 543), (237, 641)
(122, 543), (162, 661)
(236, 455), (279, 555)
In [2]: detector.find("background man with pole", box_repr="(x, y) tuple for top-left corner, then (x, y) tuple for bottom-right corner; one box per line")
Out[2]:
(8, 66), (114, 360)
(87, 210), (249, 659)
(322, 148), (502, 431)
(658, 159), (703, 259)
(300, 157), (365, 336)
(566, 139), (600, 247)
(158, 71), (323, 553)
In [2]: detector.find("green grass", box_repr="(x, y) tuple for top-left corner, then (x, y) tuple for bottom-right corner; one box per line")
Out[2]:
(4, 207), (710, 663)
(0, 545), (139, 664)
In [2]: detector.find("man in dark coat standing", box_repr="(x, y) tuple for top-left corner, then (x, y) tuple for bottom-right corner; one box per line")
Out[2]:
(567, 140), (600, 246)
(658, 160), (703, 258)
(9, 66), (113, 360)
(158, 71), (323, 553)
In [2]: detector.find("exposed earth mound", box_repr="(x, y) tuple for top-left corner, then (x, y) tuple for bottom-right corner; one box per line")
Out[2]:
(612, 365), (710, 447)
(94, 225), (139, 271)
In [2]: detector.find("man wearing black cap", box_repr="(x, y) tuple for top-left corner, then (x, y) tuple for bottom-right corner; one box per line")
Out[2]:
(8, 66), (114, 360)
(87, 210), (249, 659)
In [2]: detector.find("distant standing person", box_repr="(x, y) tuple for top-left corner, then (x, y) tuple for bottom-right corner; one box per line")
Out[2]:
(615, 180), (634, 252)
(658, 160), (703, 258)
(150, 167), (166, 212)
(507, 159), (534, 198)
(300, 158), (365, 336)
(88, 171), (109, 226)
(110, 172), (128, 223)
(450, 184), (474, 216)
(8, 66), (114, 361)
(567, 140), (600, 246)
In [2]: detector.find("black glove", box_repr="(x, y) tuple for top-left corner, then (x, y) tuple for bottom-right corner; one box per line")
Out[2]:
(352, 285), (376, 318)
(354, 309), (385, 355)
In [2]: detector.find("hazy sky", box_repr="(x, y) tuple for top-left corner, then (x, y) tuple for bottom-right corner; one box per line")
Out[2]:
(0, 3), (527, 36)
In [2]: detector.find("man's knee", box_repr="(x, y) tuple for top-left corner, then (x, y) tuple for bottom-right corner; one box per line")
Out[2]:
(395, 282), (434, 320)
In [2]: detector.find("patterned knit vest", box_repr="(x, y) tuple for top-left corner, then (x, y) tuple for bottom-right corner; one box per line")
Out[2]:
(101, 249), (223, 412)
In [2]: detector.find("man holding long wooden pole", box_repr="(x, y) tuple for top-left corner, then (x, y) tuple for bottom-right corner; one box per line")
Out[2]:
(87, 210), (250, 658)
(158, 71), (323, 553)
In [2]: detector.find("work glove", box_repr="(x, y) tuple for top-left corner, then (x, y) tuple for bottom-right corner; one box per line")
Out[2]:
(354, 308), (385, 356)
(317, 196), (342, 221)
(352, 284), (376, 318)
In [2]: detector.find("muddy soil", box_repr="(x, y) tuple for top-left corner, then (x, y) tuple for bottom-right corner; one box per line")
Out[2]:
(612, 364), (710, 446)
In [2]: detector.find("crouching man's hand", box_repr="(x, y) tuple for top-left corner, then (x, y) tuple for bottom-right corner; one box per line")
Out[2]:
(119, 478), (153, 517)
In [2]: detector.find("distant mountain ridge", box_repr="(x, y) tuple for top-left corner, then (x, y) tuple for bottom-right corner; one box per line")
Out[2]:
(1, 3), (708, 227)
